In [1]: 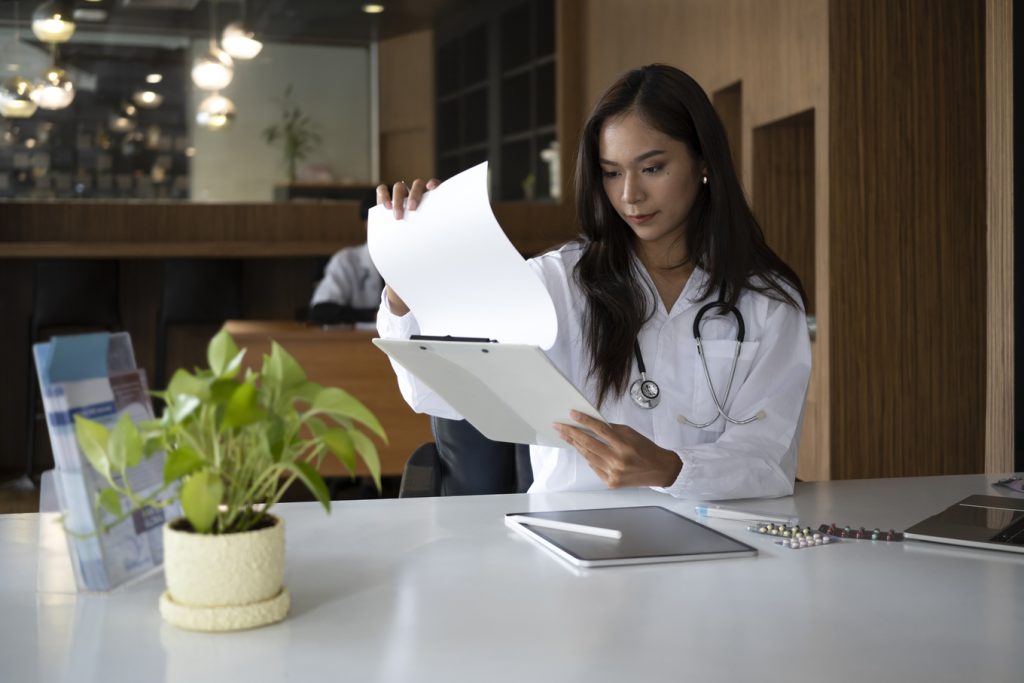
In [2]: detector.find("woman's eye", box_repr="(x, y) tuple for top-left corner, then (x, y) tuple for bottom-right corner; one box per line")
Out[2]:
(602, 170), (620, 179)
(642, 165), (662, 174)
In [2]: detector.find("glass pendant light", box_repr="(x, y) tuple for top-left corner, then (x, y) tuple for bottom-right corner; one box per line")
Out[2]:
(196, 92), (235, 131)
(191, 46), (233, 91)
(2, 3), (39, 118)
(30, 66), (74, 110)
(31, 0), (75, 43)
(193, 1), (233, 90)
(132, 88), (164, 108)
(221, 21), (262, 60)
(0, 76), (39, 118)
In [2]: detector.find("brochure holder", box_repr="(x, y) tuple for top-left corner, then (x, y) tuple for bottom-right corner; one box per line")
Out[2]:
(33, 332), (180, 592)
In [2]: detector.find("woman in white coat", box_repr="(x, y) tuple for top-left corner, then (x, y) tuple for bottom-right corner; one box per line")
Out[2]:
(377, 64), (811, 500)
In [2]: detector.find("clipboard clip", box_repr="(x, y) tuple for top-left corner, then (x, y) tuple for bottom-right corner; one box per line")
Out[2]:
(410, 335), (498, 343)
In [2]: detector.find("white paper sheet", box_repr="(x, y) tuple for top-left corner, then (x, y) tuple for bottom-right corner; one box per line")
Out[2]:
(366, 162), (558, 349)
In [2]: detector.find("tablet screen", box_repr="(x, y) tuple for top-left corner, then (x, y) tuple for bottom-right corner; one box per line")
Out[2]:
(507, 506), (757, 567)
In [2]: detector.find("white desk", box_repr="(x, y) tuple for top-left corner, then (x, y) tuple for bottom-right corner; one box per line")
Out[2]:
(2, 474), (1021, 683)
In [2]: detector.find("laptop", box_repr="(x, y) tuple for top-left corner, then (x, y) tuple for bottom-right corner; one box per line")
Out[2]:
(903, 495), (1024, 554)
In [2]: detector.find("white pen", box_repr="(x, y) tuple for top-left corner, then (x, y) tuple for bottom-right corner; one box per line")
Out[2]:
(694, 505), (798, 526)
(506, 515), (623, 540)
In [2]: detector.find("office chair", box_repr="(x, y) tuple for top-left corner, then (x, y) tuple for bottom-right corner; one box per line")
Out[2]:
(398, 417), (533, 497)
(24, 259), (122, 485)
(154, 259), (243, 390)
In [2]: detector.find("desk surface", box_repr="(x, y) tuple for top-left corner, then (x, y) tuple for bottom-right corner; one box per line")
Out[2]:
(2, 474), (1022, 683)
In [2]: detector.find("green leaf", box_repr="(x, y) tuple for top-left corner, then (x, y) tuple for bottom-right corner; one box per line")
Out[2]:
(323, 428), (356, 474)
(221, 382), (266, 430)
(167, 369), (210, 402)
(181, 471), (223, 533)
(207, 330), (241, 378)
(349, 429), (381, 491)
(169, 395), (201, 423)
(98, 488), (122, 517)
(210, 378), (242, 405)
(74, 415), (111, 481)
(265, 341), (306, 391)
(291, 380), (322, 406)
(109, 413), (143, 470)
(312, 388), (387, 443)
(164, 446), (205, 485)
(282, 461), (330, 514)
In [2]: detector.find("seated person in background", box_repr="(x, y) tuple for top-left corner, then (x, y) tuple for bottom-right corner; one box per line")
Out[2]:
(310, 192), (384, 325)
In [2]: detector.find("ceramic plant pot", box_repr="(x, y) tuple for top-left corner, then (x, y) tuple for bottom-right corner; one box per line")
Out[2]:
(158, 514), (290, 632)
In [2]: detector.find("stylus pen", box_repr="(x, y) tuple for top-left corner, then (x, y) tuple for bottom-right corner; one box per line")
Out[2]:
(507, 515), (623, 540)
(694, 505), (798, 526)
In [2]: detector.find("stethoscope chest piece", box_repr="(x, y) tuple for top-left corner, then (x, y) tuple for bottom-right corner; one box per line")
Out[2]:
(630, 377), (660, 409)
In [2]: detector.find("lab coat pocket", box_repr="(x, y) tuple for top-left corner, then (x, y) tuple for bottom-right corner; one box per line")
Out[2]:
(689, 340), (760, 431)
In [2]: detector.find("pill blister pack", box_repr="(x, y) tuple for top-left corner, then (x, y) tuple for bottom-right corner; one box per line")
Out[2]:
(747, 522), (834, 550)
(816, 524), (903, 542)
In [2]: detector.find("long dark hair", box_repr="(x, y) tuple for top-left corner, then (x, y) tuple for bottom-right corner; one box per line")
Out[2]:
(573, 64), (807, 407)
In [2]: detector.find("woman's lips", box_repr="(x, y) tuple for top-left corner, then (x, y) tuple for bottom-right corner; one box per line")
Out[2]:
(627, 212), (657, 225)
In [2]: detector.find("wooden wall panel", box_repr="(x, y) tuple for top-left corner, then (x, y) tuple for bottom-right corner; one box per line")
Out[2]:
(753, 109), (816, 315)
(379, 29), (436, 183)
(713, 82), (743, 176)
(829, 0), (986, 478)
(985, 0), (1014, 473)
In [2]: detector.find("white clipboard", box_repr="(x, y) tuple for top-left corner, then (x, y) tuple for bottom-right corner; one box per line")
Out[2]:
(372, 338), (604, 447)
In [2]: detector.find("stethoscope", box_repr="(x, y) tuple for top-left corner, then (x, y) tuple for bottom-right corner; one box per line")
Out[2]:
(629, 299), (766, 427)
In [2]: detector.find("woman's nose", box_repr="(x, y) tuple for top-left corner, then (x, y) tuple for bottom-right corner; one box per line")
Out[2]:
(621, 173), (644, 204)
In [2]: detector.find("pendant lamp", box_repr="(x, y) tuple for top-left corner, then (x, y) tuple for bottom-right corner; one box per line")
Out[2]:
(0, 76), (39, 118)
(30, 66), (74, 110)
(31, 0), (75, 43)
(196, 92), (236, 131)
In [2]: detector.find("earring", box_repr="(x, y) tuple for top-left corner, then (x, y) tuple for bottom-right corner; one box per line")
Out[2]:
(701, 175), (708, 185)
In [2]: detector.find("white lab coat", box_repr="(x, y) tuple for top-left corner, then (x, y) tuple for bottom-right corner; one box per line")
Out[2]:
(377, 242), (812, 500)
(311, 244), (384, 309)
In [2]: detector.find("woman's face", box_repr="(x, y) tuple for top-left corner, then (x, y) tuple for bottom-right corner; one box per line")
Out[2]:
(598, 110), (704, 259)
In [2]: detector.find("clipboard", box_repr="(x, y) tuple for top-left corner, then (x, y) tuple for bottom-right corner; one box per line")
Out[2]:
(505, 506), (758, 567)
(372, 338), (603, 447)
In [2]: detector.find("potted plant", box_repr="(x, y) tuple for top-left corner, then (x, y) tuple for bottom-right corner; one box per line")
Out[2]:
(262, 84), (322, 184)
(74, 330), (385, 632)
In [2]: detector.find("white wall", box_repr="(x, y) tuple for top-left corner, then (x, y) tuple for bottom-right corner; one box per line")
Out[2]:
(189, 40), (371, 201)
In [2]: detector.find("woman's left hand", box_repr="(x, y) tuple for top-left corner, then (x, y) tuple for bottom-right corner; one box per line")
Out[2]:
(553, 410), (683, 488)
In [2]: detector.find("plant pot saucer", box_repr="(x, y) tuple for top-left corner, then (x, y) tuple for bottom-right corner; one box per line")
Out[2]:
(159, 587), (290, 632)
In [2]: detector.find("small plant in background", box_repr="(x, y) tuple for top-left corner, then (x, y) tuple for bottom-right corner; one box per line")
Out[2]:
(75, 330), (384, 534)
(261, 84), (322, 184)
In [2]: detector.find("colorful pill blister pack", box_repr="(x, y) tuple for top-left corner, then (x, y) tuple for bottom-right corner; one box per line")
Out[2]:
(748, 523), (833, 550)
(748, 522), (905, 550)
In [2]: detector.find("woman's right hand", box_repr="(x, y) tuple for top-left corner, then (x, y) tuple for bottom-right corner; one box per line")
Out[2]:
(376, 178), (441, 220)
(375, 177), (441, 316)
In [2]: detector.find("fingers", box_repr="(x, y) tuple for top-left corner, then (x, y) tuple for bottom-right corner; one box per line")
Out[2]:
(375, 183), (392, 210)
(380, 178), (440, 219)
(568, 410), (615, 441)
(391, 180), (409, 219)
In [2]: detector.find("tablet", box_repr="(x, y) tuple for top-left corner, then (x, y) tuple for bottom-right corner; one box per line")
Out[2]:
(505, 506), (758, 567)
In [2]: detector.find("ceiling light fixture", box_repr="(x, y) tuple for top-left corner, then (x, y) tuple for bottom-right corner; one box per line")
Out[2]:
(1, 4), (39, 119)
(30, 66), (74, 110)
(192, 47), (233, 90)
(221, 21), (262, 60)
(192, 1), (233, 90)
(31, 1), (76, 43)
(132, 89), (164, 108)
(361, 3), (385, 14)
(0, 76), (39, 118)
(145, 73), (163, 84)
(196, 92), (236, 131)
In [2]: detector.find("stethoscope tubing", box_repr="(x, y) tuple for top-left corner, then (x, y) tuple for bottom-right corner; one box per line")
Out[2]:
(632, 299), (764, 426)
